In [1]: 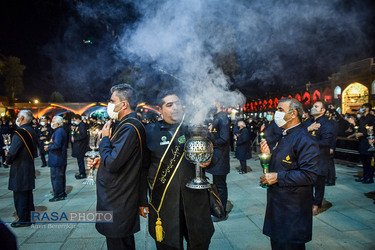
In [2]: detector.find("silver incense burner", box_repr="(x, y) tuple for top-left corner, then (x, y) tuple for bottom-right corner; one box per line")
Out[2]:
(184, 126), (213, 189)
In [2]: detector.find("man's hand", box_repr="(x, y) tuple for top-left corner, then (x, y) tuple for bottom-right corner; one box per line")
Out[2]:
(41, 127), (47, 132)
(260, 139), (270, 154)
(102, 121), (112, 138)
(260, 123), (265, 132)
(40, 136), (46, 140)
(200, 160), (211, 168)
(208, 124), (213, 133)
(330, 149), (334, 155)
(139, 207), (149, 218)
(308, 122), (321, 132)
(369, 138), (375, 145)
(356, 132), (363, 138)
(87, 158), (101, 169)
(261, 173), (278, 185)
(4, 150), (8, 156)
(44, 146), (49, 151)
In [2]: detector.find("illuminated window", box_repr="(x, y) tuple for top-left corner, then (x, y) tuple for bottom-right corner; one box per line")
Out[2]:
(334, 86), (341, 99)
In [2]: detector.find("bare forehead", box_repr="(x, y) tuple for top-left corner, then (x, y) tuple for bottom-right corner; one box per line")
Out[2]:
(162, 95), (180, 104)
(277, 101), (290, 110)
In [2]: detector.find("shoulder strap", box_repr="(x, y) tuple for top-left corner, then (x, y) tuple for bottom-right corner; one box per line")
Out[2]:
(15, 128), (34, 160)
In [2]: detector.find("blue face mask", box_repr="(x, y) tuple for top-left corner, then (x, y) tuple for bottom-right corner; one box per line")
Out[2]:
(266, 115), (273, 121)
(359, 108), (364, 113)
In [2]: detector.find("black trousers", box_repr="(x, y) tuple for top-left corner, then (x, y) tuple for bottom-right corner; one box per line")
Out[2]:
(240, 160), (247, 172)
(40, 150), (47, 166)
(13, 190), (34, 222)
(361, 154), (374, 180)
(106, 235), (135, 250)
(77, 155), (86, 175)
(271, 239), (305, 250)
(313, 175), (326, 207)
(50, 166), (65, 198)
(326, 154), (336, 184)
(155, 208), (210, 250)
(213, 175), (228, 211)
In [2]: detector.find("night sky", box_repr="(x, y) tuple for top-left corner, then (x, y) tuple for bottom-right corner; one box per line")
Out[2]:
(1, 0), (375, 103)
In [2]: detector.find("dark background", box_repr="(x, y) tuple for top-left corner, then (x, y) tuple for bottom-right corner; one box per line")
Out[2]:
(1, 0), (375, 103)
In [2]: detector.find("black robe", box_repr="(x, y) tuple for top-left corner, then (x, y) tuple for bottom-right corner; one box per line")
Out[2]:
(141, 120), (214, 249)
(7, 124), (38, 191)
(263, 124), (319, 244)
(96, 113), (146, 238)
(71, 122), (87, 158)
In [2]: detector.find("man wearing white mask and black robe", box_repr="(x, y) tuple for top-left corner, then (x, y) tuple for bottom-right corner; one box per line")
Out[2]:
(260, 97), (319, 250)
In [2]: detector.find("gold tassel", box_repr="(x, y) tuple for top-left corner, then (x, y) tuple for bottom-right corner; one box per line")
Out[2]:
(372, 157), (374, 167)
(155, 217), (164, 242)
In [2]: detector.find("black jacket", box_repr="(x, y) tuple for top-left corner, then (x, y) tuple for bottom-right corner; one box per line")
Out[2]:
(7, 124), (38, 191)
(263, 124), (319, 244)
(305, 116), (335, 176)
(47, 127), (67, 168)
(141, 120), (214, 248)
(235, 127), (252, 160)
(96, 113), (146, 238)
(358, 113), (375, 155)
(264, 120), (282, 153)
(206, 111), (231, 175)
(71, 122), (87, 157)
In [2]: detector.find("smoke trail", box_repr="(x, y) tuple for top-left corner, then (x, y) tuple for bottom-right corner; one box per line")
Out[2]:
(43, 0), (374, 111)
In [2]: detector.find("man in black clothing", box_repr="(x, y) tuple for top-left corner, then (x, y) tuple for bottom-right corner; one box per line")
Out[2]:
(71, 114), (88, 179)
(139, 92), (214, 250)
(5, 110), (38, 227)
(305, 101), (334, 216)
(206, 102), (231, 222)
(38, 117), (52, 167)
(354, 103), (375, 184)
(262, 111), (282, 153)
(260, 98), (319, 250)
(88, 84), (146, 250)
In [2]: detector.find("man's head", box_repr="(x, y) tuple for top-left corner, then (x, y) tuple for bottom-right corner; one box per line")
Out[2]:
(237, 121), (246, 130)
(266, 111), (274, 122)
(275, 97), (303, 129)
(108, 83), (137, 120)
(72, 114), (82, 125)
(362, 103), (372, 114)
(17, 110), (33, 127)
(310, 101), (326, 118)
(158, 91), (183, 124)
(51, 116), (64, 130)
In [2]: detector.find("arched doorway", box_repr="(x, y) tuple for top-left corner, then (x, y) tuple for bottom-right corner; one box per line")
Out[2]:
(342, 82), (368, 114)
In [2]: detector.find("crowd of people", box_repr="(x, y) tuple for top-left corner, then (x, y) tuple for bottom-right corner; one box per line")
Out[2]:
(1, 83), (375, 250)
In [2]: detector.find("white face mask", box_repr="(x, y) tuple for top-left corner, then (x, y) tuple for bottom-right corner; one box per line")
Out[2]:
(40, 121), (46, 126)
(357, 114), (361, 119)
(274, 111), (292, 127)
(16, 118), (21, 127)
(107, 102), (123, 120)
(310, 107), (321, 116)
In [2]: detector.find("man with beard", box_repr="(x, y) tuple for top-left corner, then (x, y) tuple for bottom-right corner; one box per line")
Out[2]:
(305, 101), (335, 215)
(139, 91), (214, 250)
(5, 110), (38, 227)
(87, 83), (146, 250)
(260, 97), (319, 249)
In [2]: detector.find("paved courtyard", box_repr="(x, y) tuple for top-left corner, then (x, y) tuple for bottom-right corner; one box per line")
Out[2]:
(0, 151), (375, 250)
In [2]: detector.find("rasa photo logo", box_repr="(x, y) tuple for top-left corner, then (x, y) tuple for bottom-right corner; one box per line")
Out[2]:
(31, 211), (113, 223)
